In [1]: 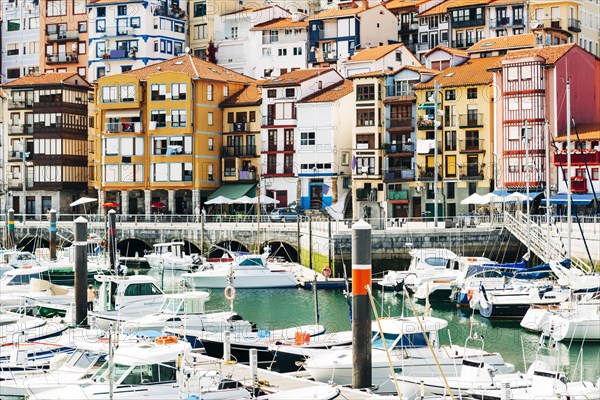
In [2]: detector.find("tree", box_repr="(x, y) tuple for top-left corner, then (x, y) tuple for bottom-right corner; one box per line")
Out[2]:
(206, 40), (218, 64)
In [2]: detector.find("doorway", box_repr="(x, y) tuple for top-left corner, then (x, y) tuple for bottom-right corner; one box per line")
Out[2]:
(412, 196), (421, 219)
(309, 184), (323, 210)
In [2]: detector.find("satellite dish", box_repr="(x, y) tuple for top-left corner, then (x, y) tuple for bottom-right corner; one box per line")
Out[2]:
(185, 46), (191, 54)
(530, 20), (541, 29)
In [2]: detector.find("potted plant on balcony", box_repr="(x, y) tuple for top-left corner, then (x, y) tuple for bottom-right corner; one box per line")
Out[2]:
(381, 142), (391, 152)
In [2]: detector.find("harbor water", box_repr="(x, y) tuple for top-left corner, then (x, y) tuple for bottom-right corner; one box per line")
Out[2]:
(143, 268), (600, 383)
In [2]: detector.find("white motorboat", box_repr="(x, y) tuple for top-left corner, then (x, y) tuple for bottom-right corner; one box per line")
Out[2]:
(303, 316), (513, 394)
(547, 295), (600, 341)
(102, 292), (255, 334)
(0, 267), (75, 309)
(0, 311), (68, 345)
(379, 248), (458, 291)
(182, 252), (299, 289)
(144, 241), (201, 271)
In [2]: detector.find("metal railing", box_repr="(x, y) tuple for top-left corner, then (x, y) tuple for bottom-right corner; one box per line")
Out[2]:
(568, 18), (581, 31)
(384, 168), (415, 181)
(222, 145), (257, 157)
(47, 30), (79, 42)
(458, 113), (484, 127)
(388, 117), (413, 129)
(105, 122), (142, 133)
(46, 52), (78, 64)
(459, 138), (485, 152)
(386, 143), (414, 154)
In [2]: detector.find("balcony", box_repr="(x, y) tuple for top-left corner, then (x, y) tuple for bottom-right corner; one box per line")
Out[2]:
(8, 99), (33, 109)
(104, 49), (136, 60)
(387, 189), (409, 201)
(46, 52), (78, 64)
(388, 117), (413, 130)
(550, 19), (561, 29)
(230, 122), (247, 132)
(554, 150), (600, 165)
(47, 30), (79, 42)
(452, 17), (485, 28)
(386, 143), (414, 154)
(459, 138), (485, 153)
(458, 113), (484, 128)
(451, 40), (475, 49)
(417, 118), (437, 130)
(571, 177), (587, 193)
(385, 87), (416, 101)
(356, 188), (377, 201)
(224, 169), (257, 181)
(153, 6), (186, 20)
(568, 18), (581, 32)
(460, 166), (484, 180)
(384, 168), (415, 182)
(417, 166), (441, 181)
(222, 145), (257, 157)
(490, 17), (524, 28)
(105, 122), (142, 133)
(8, 125), (33, 135)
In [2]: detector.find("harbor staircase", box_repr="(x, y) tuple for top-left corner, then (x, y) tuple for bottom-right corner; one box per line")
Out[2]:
(502, 211), (590, 272)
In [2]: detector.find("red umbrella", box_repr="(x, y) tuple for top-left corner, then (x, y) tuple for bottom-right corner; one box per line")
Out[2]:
(102, 202), (120, 208)
(151, 202), (166, 208)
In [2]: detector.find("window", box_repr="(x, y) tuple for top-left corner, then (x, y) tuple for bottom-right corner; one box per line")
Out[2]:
(207, 112), (213, 126)
(507, 66), (518, 81)
(193, 24), (207, 40)
(117, 5), (127, 15)
(522, 97), (533, 110)
(130, 17), (141, 28)
(29, 17), (40, 29)
(230, 26), (238, 39)
(171, 110), (187, 127)
(171, 83), (187, 100)
(293, 47), (303, 55)
(356, 109), (375, 126)
(356, 85), (375, 101)
(508, 97), (519, 111)
(101, 86), (117, 103)
(250, 111), (256, 122)
(194, 2), (207, 17)
(447, 182), (455, 199)
(207, 84), (213, 101)
(285, 88), (295, 98)
(120, 85), (135, 102)
(97, 6), (106, 17)
(78, 67), (86, 78)
(47, 0), (66, 16)
(267, 89), (277, 98)
(223, 86), (229, 96)
(74, 0), (85, 14)
(7, 19), (20, 31)
(208, 138), (214, 151)
(151, 84), (166, 101)
(301, 132), (316, 146)
(79, 22), (87, 32)
(592, 168), (599, 181)
(278, 48), (287, 56)
(78, 42), (86, 55)
(508, 126), (520, 140)
(445, 130), (456, 151)
(97, 67), (106, 79)
(96, 19), (106, 33)
(207, 164), (214, 180)
(151, 110), (167, 128)
(521, 65), (532, 80)
(445, 90), (456, 100)
(7, 43), (19, 56)
(467, 88), (477, 99)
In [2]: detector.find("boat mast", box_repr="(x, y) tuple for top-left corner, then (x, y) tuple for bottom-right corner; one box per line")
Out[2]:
(545, 121), (551, 258)
(566, 79), (572, 260)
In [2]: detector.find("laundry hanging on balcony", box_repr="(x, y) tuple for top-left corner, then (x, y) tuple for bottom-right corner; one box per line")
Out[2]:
(416, 139), (436, 154)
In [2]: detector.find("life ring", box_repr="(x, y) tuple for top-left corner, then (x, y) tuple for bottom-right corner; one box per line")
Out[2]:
(155, 335), (178, 345)
(322, 266), (332, 278)
(224, 285), (236, 301)
(467, 289), (474, 301)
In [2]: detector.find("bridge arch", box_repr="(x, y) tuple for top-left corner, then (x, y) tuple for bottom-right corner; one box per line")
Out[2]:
(117, 238), (153, 258)
(264, 240), (299, 262)
(172, 239), (201, 255)
(207, 240), (250, 258)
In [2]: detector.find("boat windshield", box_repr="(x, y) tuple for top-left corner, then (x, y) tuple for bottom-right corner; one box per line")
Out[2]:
(424, 257), (448, 267)
(372, 332), (399, 349)
(161, 298), (184, 313)
(372, 331), (428, 349)
(239, 257), (264, 267)
(91, 362), (130, 383)
(120, 361), (177, 385)
(0, 272), (41, 285)
(69, 350), (99, 369)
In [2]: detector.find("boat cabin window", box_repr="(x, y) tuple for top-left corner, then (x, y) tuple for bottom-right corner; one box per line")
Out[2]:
(477, 270), (503, 278)
(121, 361), (177, 385)
(124, 283), (162, 296)
(162, 298), (185, 313)
(2, 272), (41, 285)
(162, 298), (206, 314)
(68, 350), (100, 369)
(372, 332), (399, 349)
(13, 253), (35, 261)
(239, 257), (264, 267)
(372, 331), (428, 349)
(92, 362), (130, 383)
(424, 257), (448, 267)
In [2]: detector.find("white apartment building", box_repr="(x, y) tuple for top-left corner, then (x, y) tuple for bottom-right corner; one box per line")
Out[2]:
(295, 80), (354, 214)
(259, 68), (344, 207)
(1, 0), (40, 82)
(339, 43), (421, 77)
(250, 15), (309, 79)
(416, 0), (450, 58)
(87, 0), (188, 81)
(214, 5), (291, 77)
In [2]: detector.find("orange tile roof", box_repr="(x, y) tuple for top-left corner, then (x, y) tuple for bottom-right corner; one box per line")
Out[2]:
(423, 45), (469, 58)
(554, 123), (600, 141)
(385, 0), (428, 11)
(349, 44), (405, 62)
(348, 70), (390, 78)
(124, 55), (254, 83)
(261, 68), (339, 87)
(299, 80), (354, 103)
(392, 65), (439, 75)
(220, 84), (262, 107)
(467, 34), (536, 53)
(419, 0), (487, 16)
(3, 72), (90, 87)
(309, 3), (366, 20)
(250, 17), (308, 30)
(221, 5), (274, 16)
(414, 56), (502, 89)
(501, 43), (576, 64)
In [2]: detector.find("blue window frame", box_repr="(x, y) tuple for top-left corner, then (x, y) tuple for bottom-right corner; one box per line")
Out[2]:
(116, 18), (128, 35)
(117, 5), (127, 15)
(130, 17), (141, 28)
(96, 41), (106, 56)
(96, 19), (106, 33)
(97, 7), (106, 17)
(160, 39), (166, 53)
(97, 66), (106, 79)
(166, 40), (172, 54)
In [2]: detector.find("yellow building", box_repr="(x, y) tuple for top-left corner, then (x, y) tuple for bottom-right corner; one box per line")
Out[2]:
(218, 84), (262, 191)
(413, 56), (499, 218)
(93, 55), (254, 215)
(530, 0), (600, 57)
